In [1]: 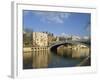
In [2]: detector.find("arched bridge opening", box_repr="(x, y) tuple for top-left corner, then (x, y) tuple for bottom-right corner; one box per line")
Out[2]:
(49, 41), (89, 52)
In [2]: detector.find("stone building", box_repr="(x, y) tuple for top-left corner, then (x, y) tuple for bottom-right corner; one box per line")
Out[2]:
(32, 32), (48, 47)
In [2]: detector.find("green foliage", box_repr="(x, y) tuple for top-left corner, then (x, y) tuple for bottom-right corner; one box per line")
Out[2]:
(23, 32), (33, 47)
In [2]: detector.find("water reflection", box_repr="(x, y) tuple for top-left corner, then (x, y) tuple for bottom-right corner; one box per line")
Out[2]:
(23, 45), (90, 69)
(72, 48), (90, 58)
(57, 45), (90, 58)
(32, 50), (50, 68)
(23, 52), (32, 69)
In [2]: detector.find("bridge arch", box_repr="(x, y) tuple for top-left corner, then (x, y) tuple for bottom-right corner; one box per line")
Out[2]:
(49, 41), (89, 52)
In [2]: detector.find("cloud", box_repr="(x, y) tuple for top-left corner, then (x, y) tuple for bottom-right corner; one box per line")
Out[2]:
(33, 11), (71, 24)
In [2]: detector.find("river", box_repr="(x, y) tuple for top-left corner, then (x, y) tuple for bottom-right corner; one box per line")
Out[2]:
(23, 45), (90, 69)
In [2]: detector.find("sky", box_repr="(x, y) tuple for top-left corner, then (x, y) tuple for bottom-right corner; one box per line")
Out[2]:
(23, 10), (91, 37)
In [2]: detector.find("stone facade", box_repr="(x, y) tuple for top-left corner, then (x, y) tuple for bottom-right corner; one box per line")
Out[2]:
(32, 32), (48, 47)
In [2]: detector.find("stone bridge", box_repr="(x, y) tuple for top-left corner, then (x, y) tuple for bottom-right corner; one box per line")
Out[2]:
(49, 40), (89, 51)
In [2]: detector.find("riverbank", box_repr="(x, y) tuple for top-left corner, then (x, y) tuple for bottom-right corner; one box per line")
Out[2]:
(23, 47), (49, 52)
(77, 56), (91, 66)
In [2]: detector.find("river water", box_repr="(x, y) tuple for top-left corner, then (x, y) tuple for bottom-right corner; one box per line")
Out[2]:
(23, 46), (90, 69)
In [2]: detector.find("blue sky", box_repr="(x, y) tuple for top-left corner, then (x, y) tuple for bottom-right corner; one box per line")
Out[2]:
(23, 10), (91, 37)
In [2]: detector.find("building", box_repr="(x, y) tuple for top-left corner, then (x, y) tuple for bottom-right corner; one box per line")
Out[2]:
(83, 36), (89, 40)
(72, 35), (81, 41)
(32, 32), (48, 47)
(42, 32), (54, 46)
